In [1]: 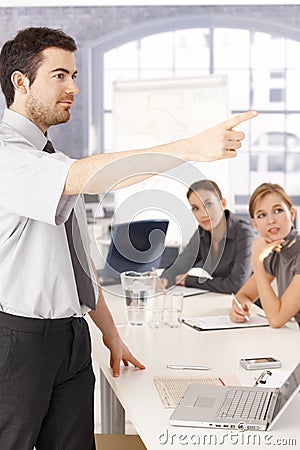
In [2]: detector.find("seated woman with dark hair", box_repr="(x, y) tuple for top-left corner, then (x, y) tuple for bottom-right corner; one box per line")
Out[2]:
(159, 179), (255, 294)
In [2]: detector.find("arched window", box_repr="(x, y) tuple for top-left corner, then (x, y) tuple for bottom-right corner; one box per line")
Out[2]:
(86, 16), (300, 210)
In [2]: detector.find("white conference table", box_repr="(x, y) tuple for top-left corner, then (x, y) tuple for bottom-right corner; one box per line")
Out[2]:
(88, 285), (300, 450)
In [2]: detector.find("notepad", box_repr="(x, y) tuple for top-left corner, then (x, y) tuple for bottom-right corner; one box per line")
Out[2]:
(153, 374), (239, 408)
(182, 314), (269, 330)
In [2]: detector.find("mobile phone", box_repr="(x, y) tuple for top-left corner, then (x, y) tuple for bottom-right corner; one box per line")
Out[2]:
(240, 357), (282, 370)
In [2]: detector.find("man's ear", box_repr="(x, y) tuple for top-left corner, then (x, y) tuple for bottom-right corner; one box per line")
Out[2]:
(11, 71), (29, 94)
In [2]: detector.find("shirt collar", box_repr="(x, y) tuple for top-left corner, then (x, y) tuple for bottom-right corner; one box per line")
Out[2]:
(2, 108), (47, 151)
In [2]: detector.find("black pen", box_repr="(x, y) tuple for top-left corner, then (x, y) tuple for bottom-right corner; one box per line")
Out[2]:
(253, 370), (272, 386)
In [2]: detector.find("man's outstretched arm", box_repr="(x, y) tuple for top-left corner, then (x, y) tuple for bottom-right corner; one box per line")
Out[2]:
(64, 110), (258, 196)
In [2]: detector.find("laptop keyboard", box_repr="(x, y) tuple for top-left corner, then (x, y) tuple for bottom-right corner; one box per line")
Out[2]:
(217, 389), (272, 420)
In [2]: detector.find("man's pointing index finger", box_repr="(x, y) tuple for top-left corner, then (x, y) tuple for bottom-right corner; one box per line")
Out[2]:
(220, 110), (258, 130)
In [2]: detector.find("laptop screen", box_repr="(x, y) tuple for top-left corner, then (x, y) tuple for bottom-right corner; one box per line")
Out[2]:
(102, 219), (169, 279)
(272, 363), (300, 420)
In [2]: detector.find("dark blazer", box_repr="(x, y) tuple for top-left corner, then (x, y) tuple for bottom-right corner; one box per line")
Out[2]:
(162, 210), (255, 294)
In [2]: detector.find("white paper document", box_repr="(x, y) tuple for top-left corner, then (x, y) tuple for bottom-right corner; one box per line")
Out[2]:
(182, 314), (269, 330)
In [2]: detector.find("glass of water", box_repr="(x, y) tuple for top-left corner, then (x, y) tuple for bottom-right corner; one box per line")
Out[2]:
(146, 294), (164, 328)
(164, 293), (183, 328)
(120, 271), (156, 325)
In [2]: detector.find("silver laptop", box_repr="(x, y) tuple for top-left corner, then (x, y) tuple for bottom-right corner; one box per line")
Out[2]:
(170, 363), (300, 431)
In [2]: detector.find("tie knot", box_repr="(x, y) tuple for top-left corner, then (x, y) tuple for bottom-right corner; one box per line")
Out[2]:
(43, 140), (55, 154)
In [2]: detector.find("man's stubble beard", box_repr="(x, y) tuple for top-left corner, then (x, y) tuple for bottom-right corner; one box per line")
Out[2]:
(25, 93), (70, 130)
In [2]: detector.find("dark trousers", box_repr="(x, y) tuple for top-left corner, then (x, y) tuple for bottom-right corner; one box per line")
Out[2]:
(0, 312), (96, 450)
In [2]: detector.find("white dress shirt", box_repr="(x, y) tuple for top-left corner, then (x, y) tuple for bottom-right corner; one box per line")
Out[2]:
(0, 109), (97, 318)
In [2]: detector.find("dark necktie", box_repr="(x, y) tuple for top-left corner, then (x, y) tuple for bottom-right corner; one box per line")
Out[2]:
(43, 140), (96, 310)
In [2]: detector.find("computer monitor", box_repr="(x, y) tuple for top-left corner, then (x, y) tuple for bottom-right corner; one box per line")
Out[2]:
(101, 219), (169, 281)
(84, 194), (99, 203)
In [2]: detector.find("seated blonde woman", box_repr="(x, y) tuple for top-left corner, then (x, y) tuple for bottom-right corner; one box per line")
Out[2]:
(229, 182), (300, 328)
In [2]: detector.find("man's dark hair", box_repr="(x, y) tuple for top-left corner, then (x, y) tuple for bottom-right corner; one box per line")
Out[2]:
(0, 27), (77, 107)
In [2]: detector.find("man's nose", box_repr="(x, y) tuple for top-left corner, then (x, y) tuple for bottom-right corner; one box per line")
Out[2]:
(66, 78), (79, 95)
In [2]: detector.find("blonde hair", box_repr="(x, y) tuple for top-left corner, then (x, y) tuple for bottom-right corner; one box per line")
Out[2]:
(249, 183), (293, 218)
